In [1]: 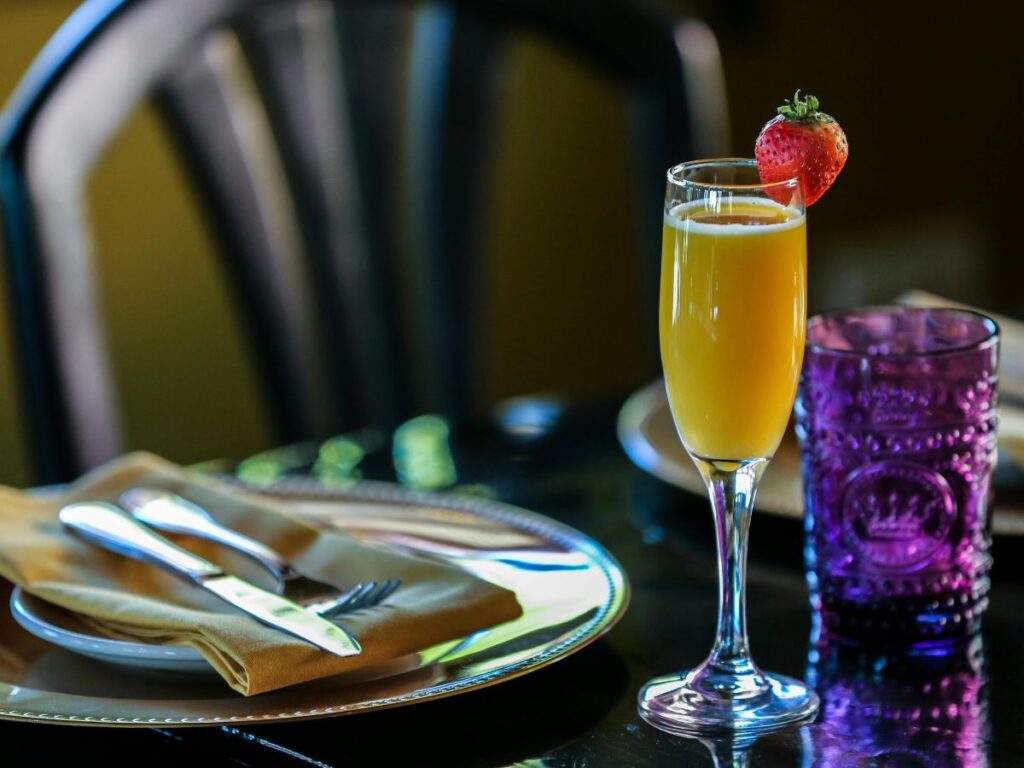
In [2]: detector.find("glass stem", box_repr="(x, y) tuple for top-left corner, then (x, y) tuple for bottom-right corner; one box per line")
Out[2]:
(694, 457), (768, 680)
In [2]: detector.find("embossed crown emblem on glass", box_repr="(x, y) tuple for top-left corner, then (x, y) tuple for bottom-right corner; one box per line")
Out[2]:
(841, 462), (955, 570)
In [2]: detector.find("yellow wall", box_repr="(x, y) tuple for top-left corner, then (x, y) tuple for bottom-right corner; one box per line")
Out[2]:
(0, 3), (651, 487)
(0, 1), (82, 486)
(481, 36), (651, 403)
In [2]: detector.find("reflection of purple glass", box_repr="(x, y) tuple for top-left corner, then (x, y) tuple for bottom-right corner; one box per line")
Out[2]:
(806, 636), (989, 767)
(796, 307), (999, 648)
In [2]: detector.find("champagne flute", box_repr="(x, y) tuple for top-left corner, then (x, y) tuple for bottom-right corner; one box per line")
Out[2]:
(638, 159), (819, 733)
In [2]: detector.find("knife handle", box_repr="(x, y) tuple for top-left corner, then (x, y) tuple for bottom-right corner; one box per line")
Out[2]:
(60, 502), (224, 583)
(120, 488), (294, 581)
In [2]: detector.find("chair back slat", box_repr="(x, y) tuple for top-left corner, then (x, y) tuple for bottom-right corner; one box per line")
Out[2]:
(399, 5), (458, 417)
(400, 8), (507, 419)
(335, 5), (418, 428)
(159, 28), (333, 443)
(242, 1), (403, 431)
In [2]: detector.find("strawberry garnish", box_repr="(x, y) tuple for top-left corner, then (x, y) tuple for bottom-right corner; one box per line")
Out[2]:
(755, 90), (848, 207)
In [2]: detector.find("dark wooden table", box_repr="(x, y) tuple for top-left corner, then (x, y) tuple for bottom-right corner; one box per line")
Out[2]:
(3, 399), (1023, 766)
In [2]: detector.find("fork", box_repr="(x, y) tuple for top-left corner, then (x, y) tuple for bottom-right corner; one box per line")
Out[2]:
(306, 579), (401, 617)
(119, 488), (400, 617)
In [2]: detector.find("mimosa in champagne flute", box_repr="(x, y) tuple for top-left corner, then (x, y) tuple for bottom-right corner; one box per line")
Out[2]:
(639, 92), (848, 734)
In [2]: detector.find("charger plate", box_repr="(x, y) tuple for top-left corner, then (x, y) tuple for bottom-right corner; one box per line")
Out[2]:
(618, 378), (1024, 536)
(0, 480), (627, 726)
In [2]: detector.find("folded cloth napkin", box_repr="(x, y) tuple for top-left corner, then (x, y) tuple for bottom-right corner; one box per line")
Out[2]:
(0, 453), (522, 695)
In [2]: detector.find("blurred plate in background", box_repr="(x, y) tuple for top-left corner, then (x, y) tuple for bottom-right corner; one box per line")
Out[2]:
(618, 379), (1024, 537)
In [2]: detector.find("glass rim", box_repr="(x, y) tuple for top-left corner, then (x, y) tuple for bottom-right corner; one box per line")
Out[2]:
(806, 305), (1000, 359)
(666, 158), (800, 193)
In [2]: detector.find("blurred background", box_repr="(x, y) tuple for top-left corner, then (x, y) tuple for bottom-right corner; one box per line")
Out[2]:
(0, 0), (1020, 486)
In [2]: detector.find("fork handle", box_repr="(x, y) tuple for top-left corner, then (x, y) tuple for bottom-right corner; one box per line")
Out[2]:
(120, 488), (294, 582)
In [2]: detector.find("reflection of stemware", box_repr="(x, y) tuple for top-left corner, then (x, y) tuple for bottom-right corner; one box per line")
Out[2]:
(804, 635), (989, 767)
(695, 731), (758, 768)
(639, 159), (817, 733)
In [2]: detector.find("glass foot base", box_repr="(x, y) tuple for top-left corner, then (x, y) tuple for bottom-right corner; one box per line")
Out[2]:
(638, 666), (819, 736)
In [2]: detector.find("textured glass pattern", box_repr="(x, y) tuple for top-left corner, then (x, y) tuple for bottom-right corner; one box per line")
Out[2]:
(797, 308), (999, 647)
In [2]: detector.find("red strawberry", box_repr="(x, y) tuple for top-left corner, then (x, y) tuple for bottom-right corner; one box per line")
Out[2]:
(755, 91), (848, 207)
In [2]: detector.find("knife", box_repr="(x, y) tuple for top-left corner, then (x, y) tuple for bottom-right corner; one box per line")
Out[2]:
(59, 502), (361, 658)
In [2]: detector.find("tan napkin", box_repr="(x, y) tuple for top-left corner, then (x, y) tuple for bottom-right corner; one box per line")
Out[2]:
(0, 453), (522, 695)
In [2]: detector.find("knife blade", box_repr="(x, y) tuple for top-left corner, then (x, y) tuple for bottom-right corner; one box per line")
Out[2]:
(59, 502), (361, 658)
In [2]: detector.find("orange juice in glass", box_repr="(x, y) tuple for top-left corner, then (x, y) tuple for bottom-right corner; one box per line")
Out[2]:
(660, 195), (806, 460)
(639, 159), (818, 735)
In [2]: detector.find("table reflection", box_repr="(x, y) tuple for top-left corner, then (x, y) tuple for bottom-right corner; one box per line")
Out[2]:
(803, 634), (989, 767)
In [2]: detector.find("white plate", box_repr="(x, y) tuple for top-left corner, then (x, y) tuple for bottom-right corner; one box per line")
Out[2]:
(10, 588), (214, 675)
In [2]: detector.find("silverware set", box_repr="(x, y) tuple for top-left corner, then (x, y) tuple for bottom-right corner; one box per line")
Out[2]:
(59, 489), (400, 658)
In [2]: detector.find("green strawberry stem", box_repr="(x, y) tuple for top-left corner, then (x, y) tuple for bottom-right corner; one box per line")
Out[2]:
(777, 89), (831, 122)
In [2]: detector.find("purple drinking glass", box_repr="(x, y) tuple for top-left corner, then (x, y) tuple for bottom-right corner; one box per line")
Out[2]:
(796, 307), (999, 648)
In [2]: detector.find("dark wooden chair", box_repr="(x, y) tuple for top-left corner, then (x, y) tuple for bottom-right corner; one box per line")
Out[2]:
(0, 0), (729, 484)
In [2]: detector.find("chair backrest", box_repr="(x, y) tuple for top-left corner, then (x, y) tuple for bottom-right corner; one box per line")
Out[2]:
(0, 0), (728, 484)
